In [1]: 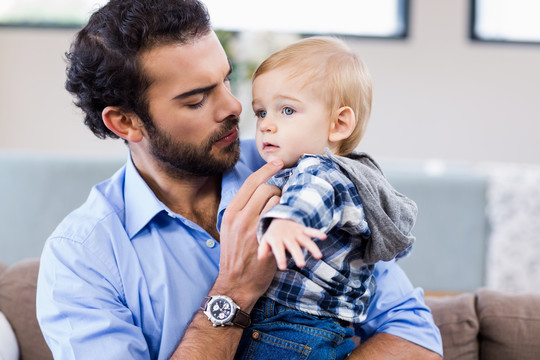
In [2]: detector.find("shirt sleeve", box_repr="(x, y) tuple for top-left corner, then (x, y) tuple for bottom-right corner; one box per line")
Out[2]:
(354, 259), (443, 357)
(36, 237), (152, 359)
(258, 170), (339, 238)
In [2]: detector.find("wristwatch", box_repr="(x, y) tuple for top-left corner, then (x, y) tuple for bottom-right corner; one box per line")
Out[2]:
(200, 295), (251, 328)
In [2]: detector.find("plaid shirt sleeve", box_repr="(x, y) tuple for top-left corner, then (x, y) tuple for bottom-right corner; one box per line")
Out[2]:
(258, 155), (369, 240)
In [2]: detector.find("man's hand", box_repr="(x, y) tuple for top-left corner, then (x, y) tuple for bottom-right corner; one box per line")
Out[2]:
(171, 160), (283, 360)
(213, 160), (283, 310)
(258, 219), (326, 270)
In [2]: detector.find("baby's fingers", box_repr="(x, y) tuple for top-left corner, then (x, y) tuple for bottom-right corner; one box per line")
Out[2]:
(303, 228), (327, 240)
(284, 238), (306, 269)
(263, 238), (288, 270)
(257, 240), (272, 261)
(297, 235), (323, 260)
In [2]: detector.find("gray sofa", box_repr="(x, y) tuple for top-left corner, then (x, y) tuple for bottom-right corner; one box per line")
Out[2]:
(426, 290), (540, 360)
(2, 258), (540, 360)
(2, 151), (535, 359)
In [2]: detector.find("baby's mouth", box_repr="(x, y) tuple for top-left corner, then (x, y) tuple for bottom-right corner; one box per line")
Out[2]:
(263, 142), (279, 150)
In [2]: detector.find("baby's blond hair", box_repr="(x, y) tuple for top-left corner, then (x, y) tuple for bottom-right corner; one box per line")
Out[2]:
(253, 36), (372, 156)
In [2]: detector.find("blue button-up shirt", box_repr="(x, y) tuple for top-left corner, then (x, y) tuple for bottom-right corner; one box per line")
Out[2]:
(36, 140), (442, 359)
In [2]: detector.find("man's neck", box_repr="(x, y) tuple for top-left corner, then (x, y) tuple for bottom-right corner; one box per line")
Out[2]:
(131, 151), (222, 240)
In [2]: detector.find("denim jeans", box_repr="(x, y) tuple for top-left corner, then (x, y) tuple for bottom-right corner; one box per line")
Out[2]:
(235, 297), (355, 360)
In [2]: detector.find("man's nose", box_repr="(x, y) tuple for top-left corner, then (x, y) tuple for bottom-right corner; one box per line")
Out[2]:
(217, 85), (242, 121)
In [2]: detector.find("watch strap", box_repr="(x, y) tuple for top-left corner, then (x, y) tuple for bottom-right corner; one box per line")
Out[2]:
(232, 307), (251, 328)
(200, 295), (211, 312)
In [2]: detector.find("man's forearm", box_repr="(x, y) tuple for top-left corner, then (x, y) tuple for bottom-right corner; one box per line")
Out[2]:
(171, 280), (261, 360)
(348, 333), (442, 360)
(169, 161), (283, 359)
(170, 311), (243, 360)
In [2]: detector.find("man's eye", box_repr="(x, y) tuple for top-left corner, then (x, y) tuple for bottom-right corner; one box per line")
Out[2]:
(187, 95), (207, 109)
(283, 107), (294, 115)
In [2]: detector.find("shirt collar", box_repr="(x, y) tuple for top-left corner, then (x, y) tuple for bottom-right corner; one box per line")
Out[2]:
(124, 155), (171, 239)
(124, 144), (259, 239)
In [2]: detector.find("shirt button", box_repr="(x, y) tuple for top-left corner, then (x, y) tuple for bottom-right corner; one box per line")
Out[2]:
(167, 211), (176, 218)
(206, 239), (216, 248)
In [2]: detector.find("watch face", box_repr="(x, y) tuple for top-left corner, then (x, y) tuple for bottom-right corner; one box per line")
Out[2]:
(209, 297), (234, 324)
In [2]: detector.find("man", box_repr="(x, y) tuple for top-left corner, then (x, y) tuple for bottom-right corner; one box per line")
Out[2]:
(36, 0), (443, 359)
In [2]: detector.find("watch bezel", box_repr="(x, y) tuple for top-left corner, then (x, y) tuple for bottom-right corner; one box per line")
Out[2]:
(204, 295), (238, 326)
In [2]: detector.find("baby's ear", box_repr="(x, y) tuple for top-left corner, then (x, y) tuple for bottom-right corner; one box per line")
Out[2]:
(102, 106), (144, 143)
(328, 106), (355, 143)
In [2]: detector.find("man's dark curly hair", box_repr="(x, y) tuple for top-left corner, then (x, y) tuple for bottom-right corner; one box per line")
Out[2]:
(65, 0), (211, 139)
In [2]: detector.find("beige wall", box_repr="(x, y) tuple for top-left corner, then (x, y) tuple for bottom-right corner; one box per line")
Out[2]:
(0, 28), (126, 157)
(354, 0), (540, 164)
(1, 0), (539, 163)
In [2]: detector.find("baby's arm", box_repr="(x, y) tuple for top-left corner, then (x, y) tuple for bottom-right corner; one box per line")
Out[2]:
(258, 218), (326, 270)
(258, 157), (346, 270)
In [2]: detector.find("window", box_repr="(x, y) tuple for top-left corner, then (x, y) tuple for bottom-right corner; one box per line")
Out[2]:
(0, 0), (106, 28)
(0, 0), (409, 39)
(471, 0), (540, 44)
(206, 0), (408, 38)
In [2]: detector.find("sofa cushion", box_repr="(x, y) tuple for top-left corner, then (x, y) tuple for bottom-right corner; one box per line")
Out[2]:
(425, 293), (479, 360)
(477, 288), (540, 360)
(0, 259), (53, 360)
(0, 262), (7, 276)
(0, 153), (124, 265)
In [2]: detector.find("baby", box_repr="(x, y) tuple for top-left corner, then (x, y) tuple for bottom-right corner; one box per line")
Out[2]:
(235, 36), (417, 360)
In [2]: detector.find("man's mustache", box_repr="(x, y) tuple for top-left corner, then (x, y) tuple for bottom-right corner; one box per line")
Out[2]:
(208, 116), (240, 144)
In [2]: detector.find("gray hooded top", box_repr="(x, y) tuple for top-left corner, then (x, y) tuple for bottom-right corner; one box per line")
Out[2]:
(326, 149), (417, 264)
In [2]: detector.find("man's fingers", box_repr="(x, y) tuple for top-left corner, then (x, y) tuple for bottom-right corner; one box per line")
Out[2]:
(261, 194), (280, 215)
(227, 161), (283, 212)
(241, 184), (281, 217)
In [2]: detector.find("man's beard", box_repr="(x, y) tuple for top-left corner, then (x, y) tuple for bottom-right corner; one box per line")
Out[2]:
(146, 116), (240, 178)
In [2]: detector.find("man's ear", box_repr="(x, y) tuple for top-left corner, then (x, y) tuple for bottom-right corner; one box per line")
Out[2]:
(328, 106), (356, 143)
(102, 106), (144, 143)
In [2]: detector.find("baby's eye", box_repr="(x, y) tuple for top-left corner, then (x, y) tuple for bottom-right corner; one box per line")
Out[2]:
(282, 107), (295, 115)
(256, 110), (267, 118)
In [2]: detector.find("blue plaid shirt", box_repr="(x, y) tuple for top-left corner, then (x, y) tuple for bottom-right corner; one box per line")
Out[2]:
(258, 154), (375, 323)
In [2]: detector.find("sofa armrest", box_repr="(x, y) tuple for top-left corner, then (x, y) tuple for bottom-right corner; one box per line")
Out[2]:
(0, 259), (53, 360)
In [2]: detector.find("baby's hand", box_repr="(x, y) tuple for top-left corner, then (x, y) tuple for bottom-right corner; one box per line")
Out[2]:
(258, 219), (327, 270)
